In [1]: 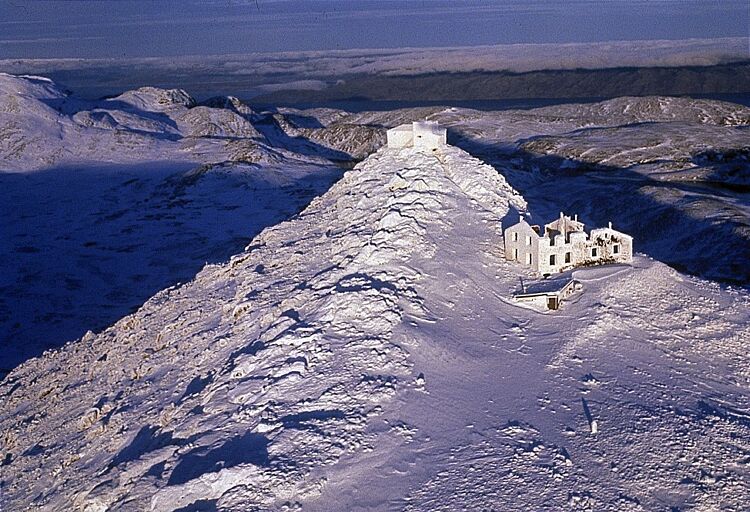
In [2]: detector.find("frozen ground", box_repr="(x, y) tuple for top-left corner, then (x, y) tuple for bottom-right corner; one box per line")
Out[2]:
(0, 161), (342, 374)
(1, 75), (750, 510)
(428, 97), (750, 284)
(0, 74), (375, 374)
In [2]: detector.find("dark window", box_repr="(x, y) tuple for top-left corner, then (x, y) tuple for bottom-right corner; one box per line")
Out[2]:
(550, 237), (555, 246)
(613, 245), (619, 254)
(549, 254), (556, 266)
(592, 248), (598, 257)
(565, 252), (571, 263)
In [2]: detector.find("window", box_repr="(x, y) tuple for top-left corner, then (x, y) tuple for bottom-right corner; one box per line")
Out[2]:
(613, 245), (619, 254)
(514, 248), (518, 260)
(549, 254), (556, 266)
(550, 237), (555, 246)
(513, 232), (518, 242)
(592, 248), (598, 257)
(565, 252), (571, 264)
(527, 254), (532, 265)
(526, 236), (532, 246)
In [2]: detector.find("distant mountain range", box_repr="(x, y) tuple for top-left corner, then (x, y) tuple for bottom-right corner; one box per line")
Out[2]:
(2, 38), (747, 103)
(254, 61), (750, 106)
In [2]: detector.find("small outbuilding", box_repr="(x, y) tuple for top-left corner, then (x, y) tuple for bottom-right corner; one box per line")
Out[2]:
(513, 277), (582, 311)
(386, 121), (447, 151)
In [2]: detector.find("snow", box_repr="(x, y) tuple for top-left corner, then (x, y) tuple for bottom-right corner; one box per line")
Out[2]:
(386, 121), (447, 150)
(1, 75), (750, 510)
(0, 161), (343, 373)
(0, 73), (376, 372)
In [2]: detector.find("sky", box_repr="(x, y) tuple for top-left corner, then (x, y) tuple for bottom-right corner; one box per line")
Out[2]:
(0, 0), (748, 59)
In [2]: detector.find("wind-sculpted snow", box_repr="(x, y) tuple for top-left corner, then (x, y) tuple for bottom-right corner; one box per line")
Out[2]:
(0, 74), (393, 375)
(2, 75), (750, 510)
(0, 160), (345, 373)
(390, 255), (750, 511)
(0, 145), (524, 510)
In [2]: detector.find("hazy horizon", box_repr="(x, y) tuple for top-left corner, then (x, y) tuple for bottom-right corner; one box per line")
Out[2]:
(0, 36), (746, 103)
(1, 0), (748, 60)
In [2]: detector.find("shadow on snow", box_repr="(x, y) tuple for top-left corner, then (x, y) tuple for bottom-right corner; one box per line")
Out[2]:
(0, 159), (343, 377)
(449, 129), (750, 287)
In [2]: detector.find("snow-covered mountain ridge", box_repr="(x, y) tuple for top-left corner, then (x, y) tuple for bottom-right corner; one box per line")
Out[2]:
(0, 73), (382, 372)
(2, 75), (750, 510)
(0, 73), (382, 171)
(0, 144), (526, 510)
(3, 138), (750, 511)
(421, 97), (750, 284)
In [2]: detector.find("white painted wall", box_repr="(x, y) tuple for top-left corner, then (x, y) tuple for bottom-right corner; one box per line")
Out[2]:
(386, 121), (447, 150)
(505, 216), (633, 275)
(413, 121), (447, 150)
(386, 125), (413, 148)
(504, 219), (541, 272)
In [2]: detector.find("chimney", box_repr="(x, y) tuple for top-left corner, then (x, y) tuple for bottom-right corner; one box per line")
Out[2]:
(608, 221), (612, 229)
(519, 215), (523, 224)
(574, 214), (578, 222)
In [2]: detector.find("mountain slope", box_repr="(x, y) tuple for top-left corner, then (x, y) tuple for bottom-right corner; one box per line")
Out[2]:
(0, 74), (385, 374)
(2, 77), (750, 510)
(0, 144), (524, 510)
(423, 96), (750, 284)
(0, 74), (385, 172)
(3, 142), (750, 511)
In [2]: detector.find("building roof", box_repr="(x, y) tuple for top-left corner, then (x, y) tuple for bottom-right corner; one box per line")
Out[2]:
(515, 277), (577, 297)
(544, 213), (584, 238)
(389, 124), (412, 133)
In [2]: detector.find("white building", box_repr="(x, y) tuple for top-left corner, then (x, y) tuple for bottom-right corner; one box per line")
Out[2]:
(504, 213), (633, 275)
(386, 121), (447, 150)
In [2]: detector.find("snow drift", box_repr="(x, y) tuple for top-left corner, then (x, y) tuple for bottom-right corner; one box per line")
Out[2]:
(0, 144), (524, 510)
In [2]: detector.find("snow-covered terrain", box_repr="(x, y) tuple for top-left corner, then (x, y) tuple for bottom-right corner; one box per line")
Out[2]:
(0, 74), (377, 373)
(429, 97), (750, 284)
(1, 75), (750, 510)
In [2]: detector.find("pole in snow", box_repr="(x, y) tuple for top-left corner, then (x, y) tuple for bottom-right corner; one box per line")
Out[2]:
(581, 397), (598, 435)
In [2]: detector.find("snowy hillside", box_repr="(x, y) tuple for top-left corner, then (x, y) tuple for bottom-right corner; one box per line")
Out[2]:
(4, 141), (750, 510)
(1, 75), (750, 510)
(424, 97), (750, 284)
(0, 73), (379, 172)
(0, 74), (381, 372)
